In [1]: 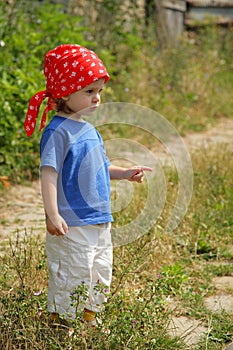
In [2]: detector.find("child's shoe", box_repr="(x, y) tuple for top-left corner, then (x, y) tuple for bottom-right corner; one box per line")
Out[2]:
(83, 308), (97, 329)
(48, 312), (74, 336)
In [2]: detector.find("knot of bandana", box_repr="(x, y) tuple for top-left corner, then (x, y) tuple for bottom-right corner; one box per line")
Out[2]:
(24, 44), (110, 137)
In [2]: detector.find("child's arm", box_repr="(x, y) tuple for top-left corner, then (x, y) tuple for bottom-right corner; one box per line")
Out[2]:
(41, 166), (68, 236)
(109, 165), (152, 183)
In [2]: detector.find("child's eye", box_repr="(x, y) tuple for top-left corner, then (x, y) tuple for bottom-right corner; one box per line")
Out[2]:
(86, 88), (103, 94)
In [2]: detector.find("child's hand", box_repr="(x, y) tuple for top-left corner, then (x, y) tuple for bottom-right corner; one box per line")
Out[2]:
(46, 214), (68, 236)
(125, 166), (152, 183)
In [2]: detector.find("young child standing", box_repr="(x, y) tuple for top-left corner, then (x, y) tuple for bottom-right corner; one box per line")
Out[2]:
(24, 44), (151, 329)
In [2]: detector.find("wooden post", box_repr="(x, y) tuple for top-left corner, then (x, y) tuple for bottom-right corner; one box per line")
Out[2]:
(161, 0), (186, 43)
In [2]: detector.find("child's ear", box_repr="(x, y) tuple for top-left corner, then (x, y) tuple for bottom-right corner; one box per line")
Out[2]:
(61, 95), (70, 102)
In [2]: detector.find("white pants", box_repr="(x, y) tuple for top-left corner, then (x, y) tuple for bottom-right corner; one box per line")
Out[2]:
(46, 223), (112, 318)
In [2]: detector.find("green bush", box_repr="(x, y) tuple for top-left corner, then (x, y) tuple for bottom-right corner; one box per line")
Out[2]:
(0, 0), (90, 182)
(0, 0), (232, 183)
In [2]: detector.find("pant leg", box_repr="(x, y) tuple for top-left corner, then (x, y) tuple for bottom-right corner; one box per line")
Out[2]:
(46, 224), (112, 318)
(46, 227), (98, 318)
(88, 223), (113, 312)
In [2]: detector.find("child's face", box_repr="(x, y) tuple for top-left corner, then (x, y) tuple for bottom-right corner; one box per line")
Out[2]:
(63, 78), (105, 115)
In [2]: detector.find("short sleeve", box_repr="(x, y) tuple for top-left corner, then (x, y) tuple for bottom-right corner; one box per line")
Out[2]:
(40, 128), (66, 173)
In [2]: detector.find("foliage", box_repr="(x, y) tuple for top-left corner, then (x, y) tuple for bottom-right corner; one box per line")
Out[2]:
(0, 0), (90, 182)
(0, 0), (233, 183)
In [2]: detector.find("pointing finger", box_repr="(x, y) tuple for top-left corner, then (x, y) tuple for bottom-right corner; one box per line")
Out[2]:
(140, 166), (153, 172)
(133, 166), (153, 173)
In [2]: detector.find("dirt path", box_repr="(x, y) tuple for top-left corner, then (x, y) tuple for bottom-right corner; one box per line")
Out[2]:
(183, 117), (233, 149)
(0, 180), (45, 241)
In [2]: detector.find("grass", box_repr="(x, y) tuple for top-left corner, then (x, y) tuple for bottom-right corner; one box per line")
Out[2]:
(1, 143), (233, 349)
(109, 28), (233, 135)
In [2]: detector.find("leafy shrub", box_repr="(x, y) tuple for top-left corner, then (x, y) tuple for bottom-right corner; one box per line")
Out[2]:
(0, 0), (90, 182)
(0, 0), (232, 183)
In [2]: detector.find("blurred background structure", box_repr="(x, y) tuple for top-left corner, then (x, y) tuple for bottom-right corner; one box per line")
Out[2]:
(161, 0), (233, 41)
(36, 0), (233, 39)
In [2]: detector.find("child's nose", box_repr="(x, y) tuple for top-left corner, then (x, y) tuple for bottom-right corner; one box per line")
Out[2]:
(93, 93), (100, 103)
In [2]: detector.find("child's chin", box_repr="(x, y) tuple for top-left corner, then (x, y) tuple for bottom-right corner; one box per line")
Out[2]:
(83, 107), (98, 115)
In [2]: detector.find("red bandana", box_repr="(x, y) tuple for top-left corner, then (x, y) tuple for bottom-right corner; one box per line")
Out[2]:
(24, 44), (110, 137)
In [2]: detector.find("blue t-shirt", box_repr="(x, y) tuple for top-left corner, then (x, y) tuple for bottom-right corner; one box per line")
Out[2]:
(40, 116), (113, 226)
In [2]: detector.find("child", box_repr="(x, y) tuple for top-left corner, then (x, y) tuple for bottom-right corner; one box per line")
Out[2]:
(24, 44), (151, 328)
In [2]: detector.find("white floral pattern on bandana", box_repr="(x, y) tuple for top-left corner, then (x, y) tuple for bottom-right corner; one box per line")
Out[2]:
(24, 44), (110, 137)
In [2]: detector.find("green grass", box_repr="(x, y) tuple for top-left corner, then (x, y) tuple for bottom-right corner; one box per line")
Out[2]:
(1, 144), (233, 349)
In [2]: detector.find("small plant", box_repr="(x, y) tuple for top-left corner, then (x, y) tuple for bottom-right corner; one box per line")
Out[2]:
(70, 281), (89, 321)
